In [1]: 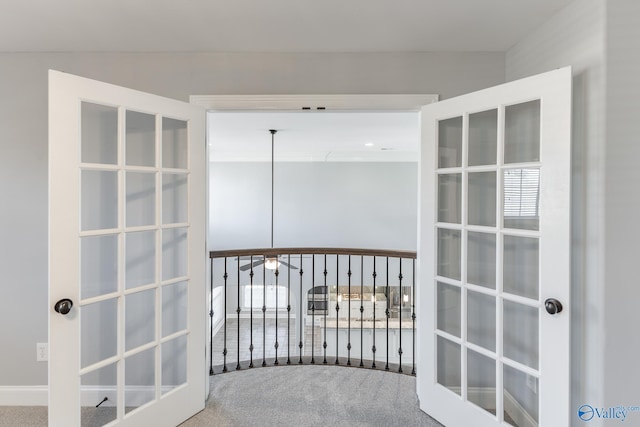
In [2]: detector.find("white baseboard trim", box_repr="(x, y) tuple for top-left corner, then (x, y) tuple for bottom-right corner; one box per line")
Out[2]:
(448, 386), (537, 427)
(80, 386), (177, 407)
(0, 386), (48, 406)
(0, 385), (184, 407)
(212, 317), (224, 337)
(504, 390), (537, 427)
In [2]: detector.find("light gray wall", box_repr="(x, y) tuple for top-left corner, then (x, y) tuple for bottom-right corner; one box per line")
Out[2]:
(209, 162), (418, 251)
(0, 52), (504, 387)
(603, 0), (640, 410)
(506, 0), (606, 423)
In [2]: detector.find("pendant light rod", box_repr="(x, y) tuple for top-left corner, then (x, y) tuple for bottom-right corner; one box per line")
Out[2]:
(270, 129), (277, 249)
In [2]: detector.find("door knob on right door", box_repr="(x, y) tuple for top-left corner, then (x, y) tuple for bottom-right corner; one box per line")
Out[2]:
(54, 298), (73, 315)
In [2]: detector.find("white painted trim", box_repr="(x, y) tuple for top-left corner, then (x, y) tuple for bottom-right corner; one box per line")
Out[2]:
(504, 390), (537, 427)
(448, 387), (536, 427)
(80, 386), (181, 407)
(190, 94), (438, 111)
(0, 386), (48, 406)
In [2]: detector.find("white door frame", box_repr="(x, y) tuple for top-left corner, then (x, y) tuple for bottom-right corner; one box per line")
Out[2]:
(190, 92), (438, 335)
(191, 92), (438, 389)
(190, 94), (438, 111)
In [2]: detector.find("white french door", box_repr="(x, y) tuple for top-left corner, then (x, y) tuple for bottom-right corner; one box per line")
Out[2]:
(49, 71), (206, 426)
(417, 67), (571, 427)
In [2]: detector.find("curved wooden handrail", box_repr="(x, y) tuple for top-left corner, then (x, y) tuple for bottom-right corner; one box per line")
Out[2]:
(209, 247), (417, 259)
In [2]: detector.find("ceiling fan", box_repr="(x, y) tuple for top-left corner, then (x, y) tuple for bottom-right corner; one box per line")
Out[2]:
(239, 130), (298, 272)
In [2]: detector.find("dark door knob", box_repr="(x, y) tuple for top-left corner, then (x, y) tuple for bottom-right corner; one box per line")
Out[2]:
(544, 298), (563, 315)
(54, 298), (73, 315)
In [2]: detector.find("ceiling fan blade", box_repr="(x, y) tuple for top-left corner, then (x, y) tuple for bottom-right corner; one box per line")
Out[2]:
(278, 260), (299, 270)
(239, 259), (265, 271)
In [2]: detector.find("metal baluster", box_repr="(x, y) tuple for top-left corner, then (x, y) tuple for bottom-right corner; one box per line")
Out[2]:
(236, 258), (241, 370)
(274, 263), (280, 366)
(209, 257), (214, 375)
(347, 255), (352, 366)
(412, 258), (416, 376)
(372, 256), (377, 369)
(262, 261), (267, 367)
(311, 255), (315, 364)
(249, 256), (254, 368)
(323, 254), (328, 364)
(335, 255), (340, 365)
(299, 254), (304, 364)
(287, 254), (291, 365)
(398, 258), (404, 373)
(223, 258), (228, 372)
(385, 257), (390, 371)
(359, 256), (364, 368)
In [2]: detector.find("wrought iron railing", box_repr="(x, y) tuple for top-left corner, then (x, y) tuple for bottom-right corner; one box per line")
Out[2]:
(209, 248), (417, 376)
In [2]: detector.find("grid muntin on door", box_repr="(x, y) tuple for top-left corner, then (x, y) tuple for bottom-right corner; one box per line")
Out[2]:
(435, 100), (542, 426)
(79, 102), (190, 423)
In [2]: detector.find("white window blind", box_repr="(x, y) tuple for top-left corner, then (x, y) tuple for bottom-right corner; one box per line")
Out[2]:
(503, 168), (540, 218)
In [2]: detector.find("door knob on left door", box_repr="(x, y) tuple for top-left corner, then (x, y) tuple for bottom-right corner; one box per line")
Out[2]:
(54, 298), (73, 315)
(544, 298), (563, 315)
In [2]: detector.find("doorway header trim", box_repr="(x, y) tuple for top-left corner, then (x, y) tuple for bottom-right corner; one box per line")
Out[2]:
(189, 94), (438, 111)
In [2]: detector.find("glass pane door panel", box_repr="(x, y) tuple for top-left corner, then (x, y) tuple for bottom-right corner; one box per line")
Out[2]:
(125, 231), (156, 289)
(162, 228), (188, 280)
(162, 281), (188, 337)
(467, 291), (496, 351)
(81, 170), (118, 231)
(125, 348), (156, 414)
(468, 171), (496, 227)
(503, 168), (540, 231)
(503, 235), (539, 299)
(438, 117), (463, 168)
(503, 301), (539, 369)
(504, 100), (540, 164)
(81, 102), (117, 165)
(437, 282), (461, 338)
(467, 349), (496, 415)
(162, 335), (188, 395)
(468, 109), (497, 166)
(81, 235), (118, 299)
(162, 173), (188, 224)
(126, 172), (156, 227)
(125, 110), (155, 167)
(504, 364), (539, 426)
(437, 228), (461, 281)
(162, 118), (188, 169)
(125, 289), (156, 351)
(467, 232), (496, 289)
(81, 298), (118, 368)
(81, 363), (117, 427)
(437, 336), (461, 395)
(438, 174), (461, 224)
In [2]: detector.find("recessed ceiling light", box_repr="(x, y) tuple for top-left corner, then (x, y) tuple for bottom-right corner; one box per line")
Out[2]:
(364, 142), (374, 147)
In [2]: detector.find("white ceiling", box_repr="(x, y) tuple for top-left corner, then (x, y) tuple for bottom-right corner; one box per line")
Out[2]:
(208, 111), (420, 162)
(1, 0), (572, 53)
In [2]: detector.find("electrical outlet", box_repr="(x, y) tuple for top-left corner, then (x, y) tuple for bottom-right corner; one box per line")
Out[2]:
(36, 343), (48, 362)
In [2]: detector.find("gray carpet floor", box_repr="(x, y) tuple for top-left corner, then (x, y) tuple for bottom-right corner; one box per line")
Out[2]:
(0, 366), (442, 427)
(181, 365), (442, 427)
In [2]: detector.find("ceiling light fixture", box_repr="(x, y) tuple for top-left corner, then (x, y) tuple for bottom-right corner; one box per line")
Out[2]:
(238, 130), (297, 272)
(265, 129), (279, 270)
